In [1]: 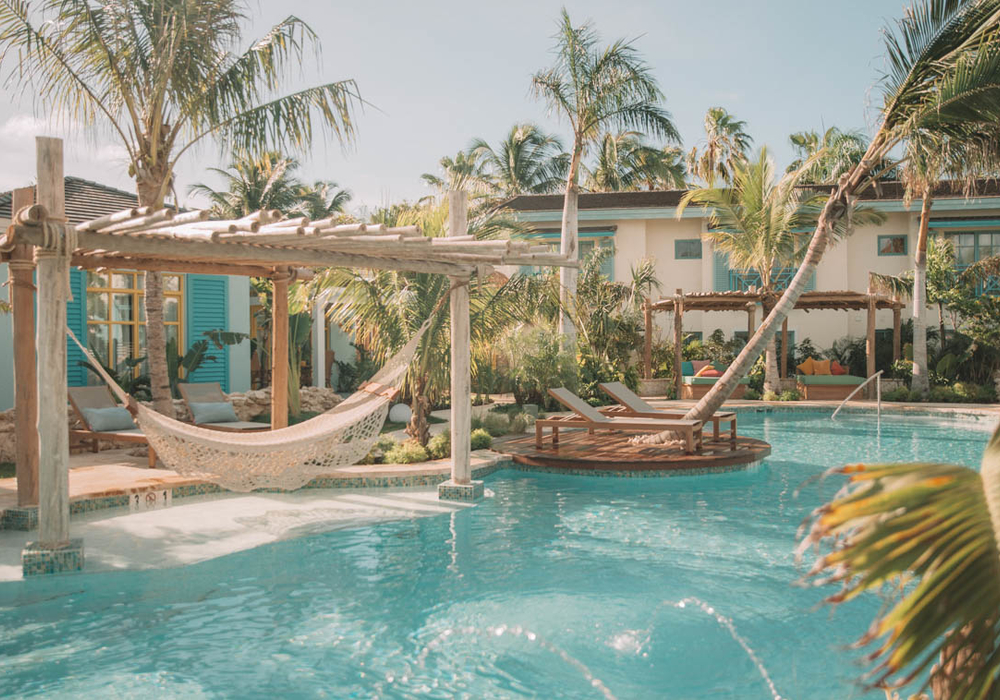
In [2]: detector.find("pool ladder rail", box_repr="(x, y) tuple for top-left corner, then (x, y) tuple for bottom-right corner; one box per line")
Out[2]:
(831, 370), (882, 426)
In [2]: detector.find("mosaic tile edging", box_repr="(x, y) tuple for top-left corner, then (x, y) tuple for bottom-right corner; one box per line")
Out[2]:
(502, 458), (765, 479)
(730, 404), (998, 430)
(21, 538), (84, 576)
(438, 479), (486, 501)
(0, 461), (507, 530)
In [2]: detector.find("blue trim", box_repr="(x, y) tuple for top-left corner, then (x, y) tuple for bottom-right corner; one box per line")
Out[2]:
(674, 238), (702, 259)
(523, 230), (615, 240)
(877, 234), (908, 256)
(184, 274), (230, 391)
(930, 219), (1000, 229)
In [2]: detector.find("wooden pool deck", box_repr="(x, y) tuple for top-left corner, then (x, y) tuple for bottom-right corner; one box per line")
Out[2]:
(496, 430), (770, 473)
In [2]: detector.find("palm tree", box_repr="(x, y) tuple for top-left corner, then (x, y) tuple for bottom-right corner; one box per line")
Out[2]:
(295, 180), (353, 219)
(786, 127), (889, 183)
(668, 0), (1000, 429)
(686, 107), (753, 185)
(320, 201), (533, 445)
(799, 424), (1000, 697)
(468, 123), (568, 197)
(190, 152), (306, 218)
(678, 148), (885, 393)
(531, 9), (679, 350)
(584, 132), (686, 192)
(0, 0), (361, 416)
(421, 151), (490, 195)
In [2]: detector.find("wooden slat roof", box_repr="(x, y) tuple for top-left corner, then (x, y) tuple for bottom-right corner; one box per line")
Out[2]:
(0, 176), (138, 225)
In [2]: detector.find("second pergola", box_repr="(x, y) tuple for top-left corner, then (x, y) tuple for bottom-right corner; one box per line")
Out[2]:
(642, 289), (905, 396)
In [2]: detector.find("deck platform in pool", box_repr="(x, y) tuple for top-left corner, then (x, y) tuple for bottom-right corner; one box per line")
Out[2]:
(495, 430), (770, 473)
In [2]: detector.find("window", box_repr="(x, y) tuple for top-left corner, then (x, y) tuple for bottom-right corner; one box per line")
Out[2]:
(580, 239), (615, 280)
(675, 238), (702, 260)
(86, 271), (183, 376)
(947, 231), (1000, 295)
(878, 234), (908, 256)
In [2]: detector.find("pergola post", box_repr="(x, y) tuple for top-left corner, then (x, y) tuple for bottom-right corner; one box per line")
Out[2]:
(22, 136), (83, 575)
(673, 288), (683, 400)
(312, 290), (330, 389)
(643, 297), (652, 380)
(892, 301), (902, 362)
(866, 292), (877, 380)
(271, 270), (290, 429)
(11, 187), (38, 507)
(746, 303), (756, 339)
(439, 190), (481, 502)
(780, 317), (789, 380)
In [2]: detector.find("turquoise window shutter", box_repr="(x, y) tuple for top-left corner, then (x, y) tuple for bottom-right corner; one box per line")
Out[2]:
(713, 250), (730, 291)
(184, 274), (230, 391)
(66, 268), (87, 386)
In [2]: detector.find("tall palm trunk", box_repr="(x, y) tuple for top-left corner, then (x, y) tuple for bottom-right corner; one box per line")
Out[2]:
(407, 373), (430, 446)
(136, 177), (174, 417)
(761, 296), (780, 393)
(559, 144), (582, 351)
(643, 146), (883, 438)
(911, 193), (933, 395)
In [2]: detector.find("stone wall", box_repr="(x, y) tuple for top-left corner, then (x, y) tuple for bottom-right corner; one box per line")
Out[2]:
(0, 387), (344, 464)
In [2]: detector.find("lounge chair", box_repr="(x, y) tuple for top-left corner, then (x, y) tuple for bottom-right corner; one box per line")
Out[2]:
(68, 386), (157, 468)
(177, 382), (269, 432)
(599, 381), (737, 450)
(537, 388), (704, 454)
(679, 361), (748, 400)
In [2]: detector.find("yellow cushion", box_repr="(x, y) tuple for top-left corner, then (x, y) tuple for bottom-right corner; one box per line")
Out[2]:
(694, 364), (714, 377)
(796, 357), (815, 376)
(811, 359), (831, 375)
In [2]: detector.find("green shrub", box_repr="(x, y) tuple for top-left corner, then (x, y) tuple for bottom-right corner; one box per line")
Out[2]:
(470, 416), (484, 431)
(362, 435), (399, 464)
(481, 412), (510, 437)
(883, 387), (910, 402)
(384, 439), (430, 464)
(742, 388), (761, 401)
(427, 432), (451, 460)
(509, 413), (529, 434)
(889, 358), (913, 383)
(505, 327), (578, 409)
(953, 382), (997, 403)
(470, 428), (493, 450)
(762, 390), (779, 401)
(928, 386), (961, 403)
(778, 389), (800, 402)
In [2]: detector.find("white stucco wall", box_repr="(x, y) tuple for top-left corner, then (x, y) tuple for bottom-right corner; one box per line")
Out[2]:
(226, 275), (251, 393)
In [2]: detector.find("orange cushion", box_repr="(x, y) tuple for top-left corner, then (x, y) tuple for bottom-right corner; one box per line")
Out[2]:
(812, 359), (832, 375)
(796, 357), (815, 376)
(831, 360), (848, 376)
(699, 368), (723, 377)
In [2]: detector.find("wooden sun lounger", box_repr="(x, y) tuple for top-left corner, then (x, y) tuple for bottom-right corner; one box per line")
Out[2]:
(537, 388), (704, 454)
(599, 381), (737, 451)
(177, 382), (269, 432)
(68, 386), (157, 468)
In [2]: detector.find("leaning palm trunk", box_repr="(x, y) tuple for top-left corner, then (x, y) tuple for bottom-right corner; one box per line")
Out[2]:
(911, 194), (933, 395)
(645, 148), (882, 441)
(764, 337), (781, 394)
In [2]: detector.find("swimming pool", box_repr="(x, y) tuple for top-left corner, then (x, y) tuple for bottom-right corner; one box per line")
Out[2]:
(0, 411), (992, 699)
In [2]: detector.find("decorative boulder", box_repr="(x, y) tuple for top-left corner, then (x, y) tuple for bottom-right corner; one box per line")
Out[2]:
(388, 403), (412, 424)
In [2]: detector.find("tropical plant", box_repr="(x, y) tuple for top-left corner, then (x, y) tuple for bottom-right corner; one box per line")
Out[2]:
(319, 201), (534, 445)
(421, 151), (490, 195)
(584, 132), (685, 192)
(786, 127), (899, 183)
(686, 107), (753, 185)
(531, 8), (679, 350)
(799, 424), (1000, 698)
(676, 147), (885, 393)
(468, 123), (568, 197)
(669, 0), (1000, 430)
(0, 0), (361, 417)
(504, 326), (578, 409)
(294, 179), (352, 218)
(166, 329), (248, 399)
(79, 351), (151, 401)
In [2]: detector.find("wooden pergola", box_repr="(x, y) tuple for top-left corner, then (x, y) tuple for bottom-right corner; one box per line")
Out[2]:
(0, 137), (576, 563)
(643, 289), (905, 397)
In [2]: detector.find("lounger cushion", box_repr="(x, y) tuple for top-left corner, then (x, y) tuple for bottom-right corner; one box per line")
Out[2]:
(81, 406), (136, 431)
(683, 376), (750, 385)
(796, 374), (865, 385)
(796, 357), (815, 375)
(694, 364), (716, 377)
(189, 401), (239, 425)
(680, 361), (694, 376)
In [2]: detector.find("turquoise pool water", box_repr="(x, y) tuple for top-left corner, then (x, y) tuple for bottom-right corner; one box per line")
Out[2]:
(0, 411), (992, 699)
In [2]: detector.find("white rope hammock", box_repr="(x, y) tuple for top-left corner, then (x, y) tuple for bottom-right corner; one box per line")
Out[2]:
(69, 323), (430, 492)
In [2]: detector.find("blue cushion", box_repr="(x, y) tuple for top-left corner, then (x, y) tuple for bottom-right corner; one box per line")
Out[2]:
(81, 406), (136, 432)
(189, 401), (238, 425)
(681, 361), (694, 376)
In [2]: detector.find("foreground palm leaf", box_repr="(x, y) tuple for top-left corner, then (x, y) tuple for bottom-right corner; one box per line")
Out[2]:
(799, 424), (1000, 697)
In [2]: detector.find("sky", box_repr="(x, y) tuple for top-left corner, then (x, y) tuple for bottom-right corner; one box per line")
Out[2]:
(0, 0), (910, 213)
